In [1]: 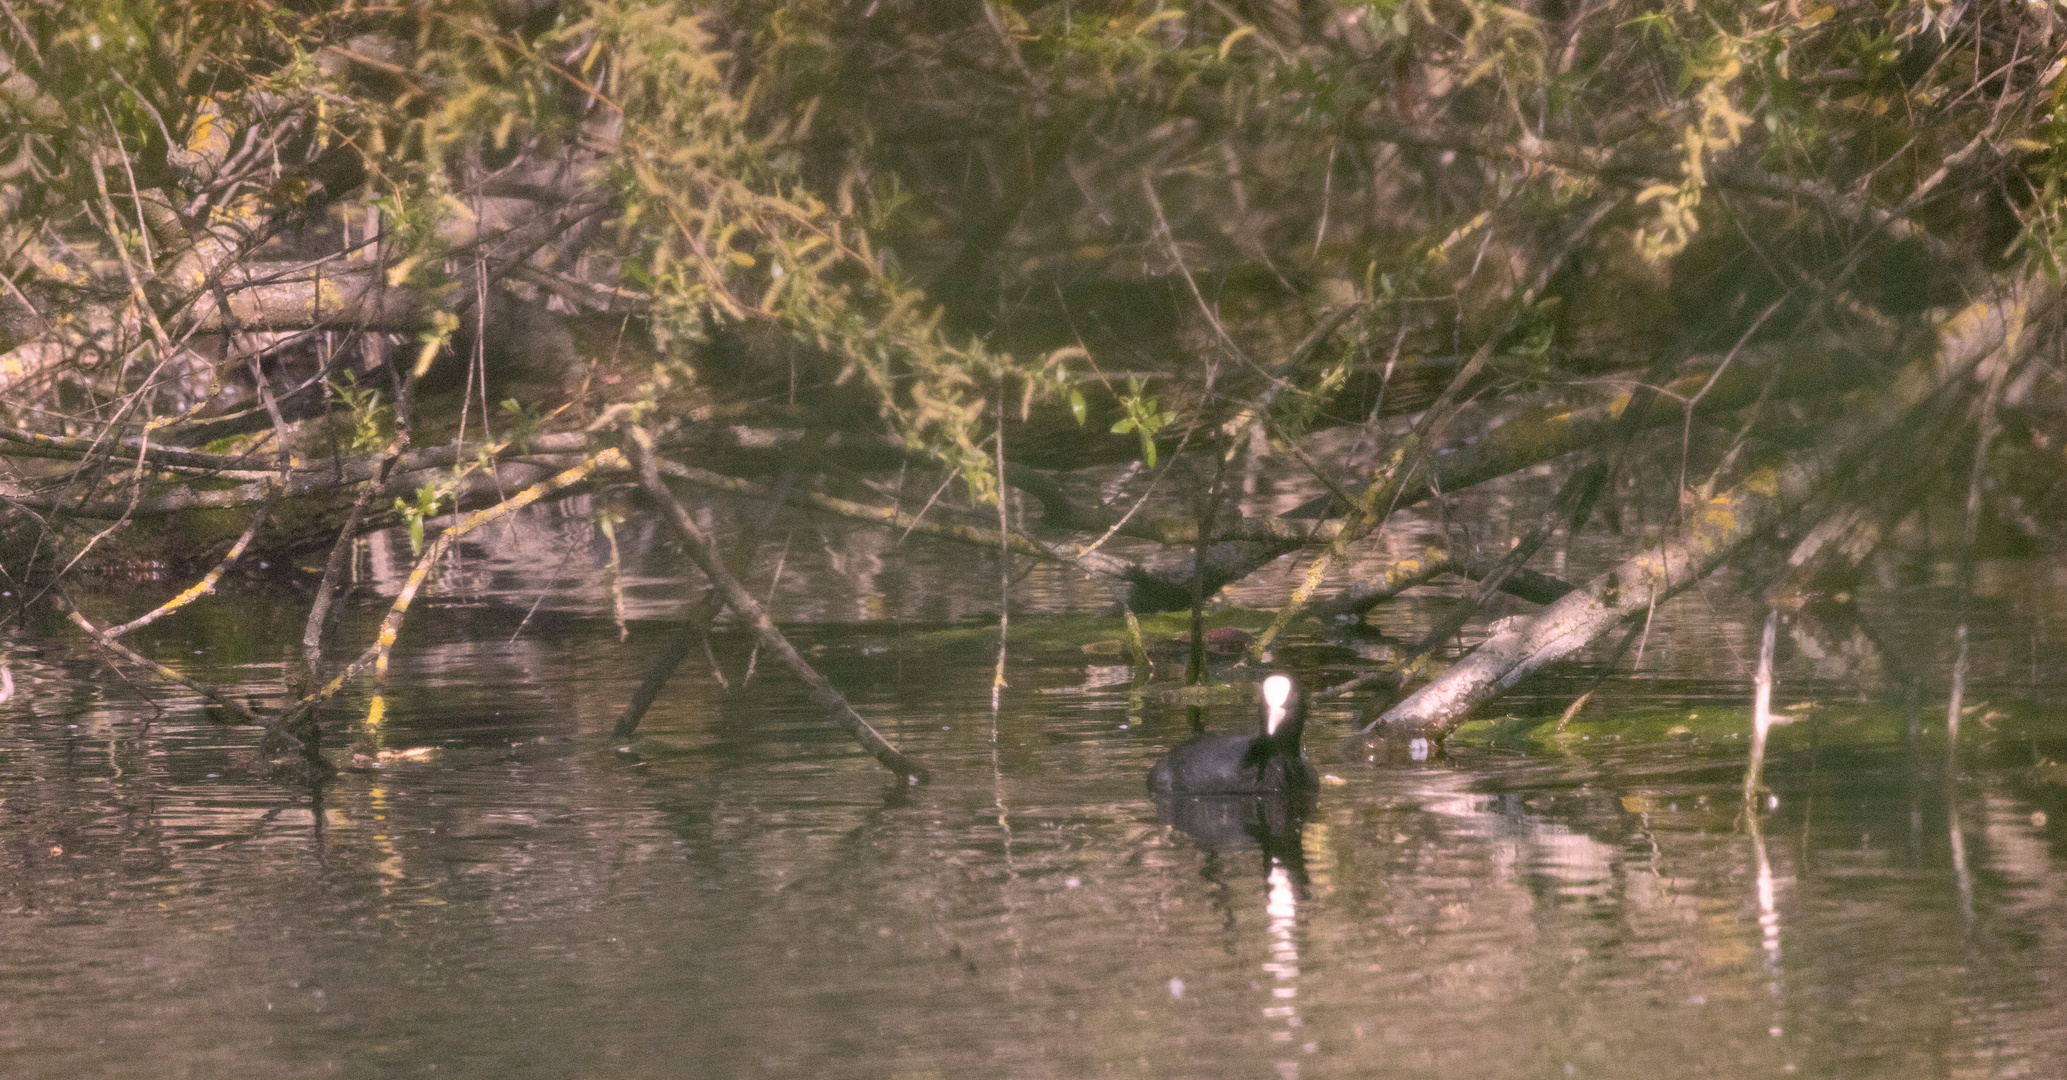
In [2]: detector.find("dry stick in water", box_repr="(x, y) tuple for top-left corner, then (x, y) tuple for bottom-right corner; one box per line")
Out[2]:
(1744, 607), (1780, 804)
(303, 468), (392, 663)
(1944, 347), (2014, 764)
(629, 428), (929, 783)
(622, 454), (807, 732)
(989, 389), (1014, 839)
(1187, 423), (1239, 686)
(297, 454), (408, 715)
(603, 513), (630, 642)
(614, 598), (719, 740)
(1552, 620), (1645, 732)
(993, 387), (1012, 706)
(62, 597), (317, 763)
(738, 533), (791, 690)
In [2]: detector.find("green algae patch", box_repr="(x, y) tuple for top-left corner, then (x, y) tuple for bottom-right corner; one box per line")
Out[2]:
(1451, 705), (1758, 750)
(887, 608), (1283, 654)
(1451, 698), (2067, 755)
(1156, 681), (1260, 707)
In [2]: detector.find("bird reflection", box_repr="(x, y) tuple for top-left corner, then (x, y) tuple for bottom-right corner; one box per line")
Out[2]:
(1154, 788), (1314, 865)
(1156, 789), (1313, 1077)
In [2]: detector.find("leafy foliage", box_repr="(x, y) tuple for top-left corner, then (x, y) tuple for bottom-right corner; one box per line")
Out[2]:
(1, 0), (2064, 547)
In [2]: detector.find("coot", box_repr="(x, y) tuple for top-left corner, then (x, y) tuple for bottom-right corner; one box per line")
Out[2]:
(1147, 672), (1319, 794)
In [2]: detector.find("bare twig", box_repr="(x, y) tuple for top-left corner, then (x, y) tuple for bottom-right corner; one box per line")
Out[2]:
(102, 485), (281, 639)
(629, 426), (930, 783)
(1744, 607), (1780, 803)
(62, 594), (319, 766)
(1944, 335), (2016, 760)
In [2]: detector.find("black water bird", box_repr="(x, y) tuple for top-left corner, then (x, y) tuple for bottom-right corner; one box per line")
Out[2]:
(1147, 673), (1319, 795)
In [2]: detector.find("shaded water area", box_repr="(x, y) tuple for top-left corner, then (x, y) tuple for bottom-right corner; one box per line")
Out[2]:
(6, 498), (2067, 1078)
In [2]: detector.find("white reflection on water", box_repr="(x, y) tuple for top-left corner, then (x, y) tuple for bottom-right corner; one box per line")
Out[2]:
(1949, 783), (1976, 927)
(1262, 860), (1304, 1078)
(1749, 812), (1791, 1066)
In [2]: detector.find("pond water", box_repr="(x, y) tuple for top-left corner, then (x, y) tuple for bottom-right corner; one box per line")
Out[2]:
(4, 488), (2067, 1078)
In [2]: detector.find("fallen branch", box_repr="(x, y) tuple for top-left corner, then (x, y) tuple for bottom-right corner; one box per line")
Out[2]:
(612, 609), (716, 740)
(359, 448), (628, 726)
(0, 423), (282, 474)
(654, 457), (1134, 581)
(1306, 547), (1575, 620)
(271, 448), (627, 731)
(630, 427), (930, 783)
(1355, 277), (2053, 743)
(1005, 335), (1886, 614)
(4, 432), (600, 518)
(1354, 459), (1804, 741)
(60, 593), (324, 771)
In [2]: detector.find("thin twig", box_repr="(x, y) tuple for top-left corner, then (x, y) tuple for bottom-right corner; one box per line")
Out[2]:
(103, 486), (281, 639)
(62, 594), (317, 763)
(628, 427), (929, 782)
(994, 383), (1012, 704)
(1945, 337), (2016, 760)
(1744, 607), (1780, 803)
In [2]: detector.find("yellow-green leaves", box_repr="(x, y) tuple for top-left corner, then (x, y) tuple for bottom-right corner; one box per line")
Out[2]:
(413, 311), (461, 379)
(1629, 21), (1762, 263)
(396, 483), (448, 557)
(593, 1), (1074, 506)
(499, 398), (547, 453)
(1110, 377), (1172, 468)
(329, 372), (389, 454)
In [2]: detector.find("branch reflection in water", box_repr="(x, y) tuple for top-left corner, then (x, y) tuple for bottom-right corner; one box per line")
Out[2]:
(1746, 810), (1792, 1070)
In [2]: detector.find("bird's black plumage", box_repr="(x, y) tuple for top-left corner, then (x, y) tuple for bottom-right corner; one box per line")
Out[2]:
(1147, 672), (1318, 795)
